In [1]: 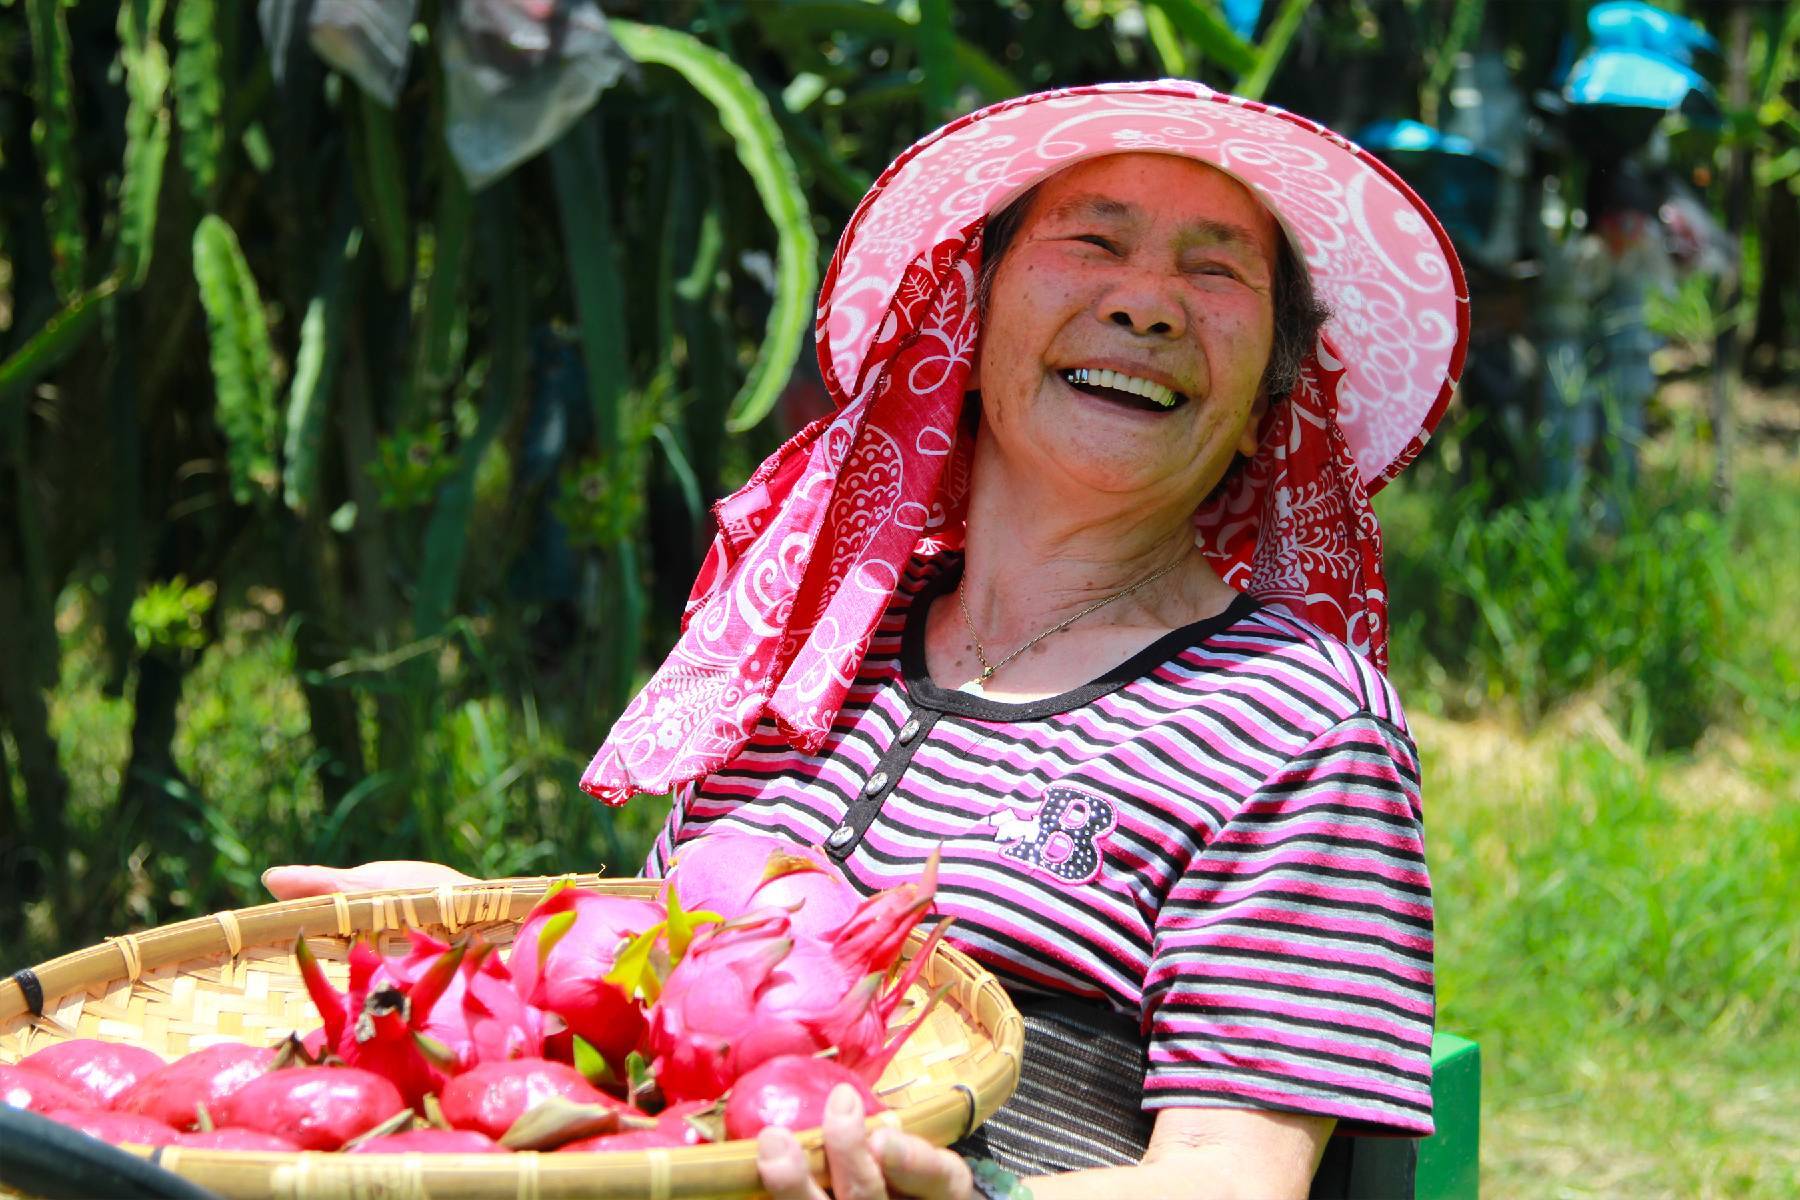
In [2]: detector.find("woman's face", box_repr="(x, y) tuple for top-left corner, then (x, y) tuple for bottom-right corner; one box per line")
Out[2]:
(973, 153), (1279, 509)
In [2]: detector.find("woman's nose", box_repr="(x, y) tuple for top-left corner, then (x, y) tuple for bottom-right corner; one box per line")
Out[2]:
(1101, 281), (1186, 338)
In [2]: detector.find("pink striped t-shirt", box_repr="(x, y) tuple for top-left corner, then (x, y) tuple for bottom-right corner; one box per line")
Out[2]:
(644, 550), (1434, 1136)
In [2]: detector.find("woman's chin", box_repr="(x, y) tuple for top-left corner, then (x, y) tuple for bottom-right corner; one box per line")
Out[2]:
(1024, 444), (1203, 506)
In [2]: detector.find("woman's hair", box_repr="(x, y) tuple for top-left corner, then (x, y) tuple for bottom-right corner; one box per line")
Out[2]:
(974, 181), (1331, 404)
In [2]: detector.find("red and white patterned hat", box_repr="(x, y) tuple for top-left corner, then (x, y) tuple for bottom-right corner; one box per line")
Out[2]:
(581, 82), (1468, 806)
(817, 79), (1467, 487)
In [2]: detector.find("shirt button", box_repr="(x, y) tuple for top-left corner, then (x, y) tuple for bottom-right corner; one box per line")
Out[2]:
(898, 719), (921, 744)
(827, 824), (856, 850)
(862, 771), (890, 796)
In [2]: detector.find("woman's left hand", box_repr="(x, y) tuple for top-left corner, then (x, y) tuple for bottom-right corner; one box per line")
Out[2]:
(756, 1084), (974, 1199)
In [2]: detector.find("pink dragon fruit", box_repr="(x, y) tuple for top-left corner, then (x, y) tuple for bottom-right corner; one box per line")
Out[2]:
(647, 858), (950, 1102)
(558, 1101), (713, 1151)
(643, 913), (794, 1102)
(20, 1040), (165, 1107)
(722, 1056), (884, 1139)
(371, 928), (557, 1070)
(666, 834), (859, 940)
(177, 1127), (303, 1151)
(439, 1058), (622, 1141)
(294, 935), (464, 1107)
(213, 1065), (406, 1151)
(113, 1043), (274, 1130)
(1, 1064), (96, 1114)
(506, 887), (662, 1068)
(42, 1108), (182, 1146)
(350, 1128), (507, 1154)
(456, 939), (554, 1066)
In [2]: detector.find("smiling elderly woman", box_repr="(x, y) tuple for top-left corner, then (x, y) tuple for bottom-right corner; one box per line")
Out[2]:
(268, 82), (1468, 1200)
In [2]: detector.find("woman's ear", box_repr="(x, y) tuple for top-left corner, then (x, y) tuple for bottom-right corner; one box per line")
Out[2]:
(1238, 395), (1270, 457)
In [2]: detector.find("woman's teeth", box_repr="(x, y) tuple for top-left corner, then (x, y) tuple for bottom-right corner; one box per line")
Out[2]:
(1061, 367), (1182, 409)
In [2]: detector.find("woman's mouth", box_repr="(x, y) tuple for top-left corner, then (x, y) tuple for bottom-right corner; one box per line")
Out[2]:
(1059, 368), (1189, 413)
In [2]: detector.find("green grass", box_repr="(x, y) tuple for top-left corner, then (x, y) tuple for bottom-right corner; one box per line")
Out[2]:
(1421, 715), (1800, 1199)
(1409, 452), (1800, 1198)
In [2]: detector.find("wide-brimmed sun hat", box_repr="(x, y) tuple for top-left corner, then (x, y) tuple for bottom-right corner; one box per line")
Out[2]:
(818, 79), (1467, 488)
(583, 81), (1469, 805)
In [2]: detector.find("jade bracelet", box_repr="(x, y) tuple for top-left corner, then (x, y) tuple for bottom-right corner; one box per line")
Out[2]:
(963, 1155), (1034, 1200)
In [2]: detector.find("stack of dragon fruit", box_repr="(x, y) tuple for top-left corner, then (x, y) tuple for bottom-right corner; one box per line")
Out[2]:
(1, 835), (952, 1154)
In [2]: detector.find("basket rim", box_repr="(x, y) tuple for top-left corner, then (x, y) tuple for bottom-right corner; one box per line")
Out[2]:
(1, 875), (1025, 1196)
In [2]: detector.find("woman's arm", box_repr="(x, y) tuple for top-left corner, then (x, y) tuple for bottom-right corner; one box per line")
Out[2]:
(1025, 1107), (1333, 1200)
(757, 1088), (1332, 1200)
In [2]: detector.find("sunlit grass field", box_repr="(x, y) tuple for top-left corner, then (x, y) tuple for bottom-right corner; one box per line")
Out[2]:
(1422, 710), (1800, 1198)
(12, 443), (1798, 1197)
(1389, 444), (1800, 1199)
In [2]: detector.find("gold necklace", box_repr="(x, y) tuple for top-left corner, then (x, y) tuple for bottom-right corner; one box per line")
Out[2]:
(955, 557), (1183, 685)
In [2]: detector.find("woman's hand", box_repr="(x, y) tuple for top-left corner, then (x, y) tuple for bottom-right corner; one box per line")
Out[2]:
(262, 860), (478, 899)
(757, 1085), (974, 1200)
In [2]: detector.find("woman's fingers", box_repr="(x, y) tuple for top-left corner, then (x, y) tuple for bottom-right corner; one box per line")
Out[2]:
(757, 1127), (830, 1200)
(822, 1085), (889, 1200)
(262, 861), (477, 899)
(756, 1089), (971, 1200)
(262, 866), (356, 899)
(870, 1128), (975, 1200)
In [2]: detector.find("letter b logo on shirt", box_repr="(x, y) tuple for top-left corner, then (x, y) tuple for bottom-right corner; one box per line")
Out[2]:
(1001, 787), (1116, 886)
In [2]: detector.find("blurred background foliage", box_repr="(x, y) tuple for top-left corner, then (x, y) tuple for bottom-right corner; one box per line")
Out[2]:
(1, 2), (1797, 1192)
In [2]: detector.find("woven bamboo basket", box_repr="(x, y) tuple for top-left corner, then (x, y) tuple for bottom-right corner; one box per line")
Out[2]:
(0, 876), (1023, 1200)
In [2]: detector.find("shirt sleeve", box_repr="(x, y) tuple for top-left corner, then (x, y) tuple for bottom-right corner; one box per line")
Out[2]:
(639, 784), (690, 877)
(1141, 713), (1435, 1136)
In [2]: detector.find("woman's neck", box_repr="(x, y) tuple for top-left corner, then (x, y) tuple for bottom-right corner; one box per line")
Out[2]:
(955, 444), (1235, 647)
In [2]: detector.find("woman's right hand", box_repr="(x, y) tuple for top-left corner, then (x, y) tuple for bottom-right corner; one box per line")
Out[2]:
(262, 860), (478, 900)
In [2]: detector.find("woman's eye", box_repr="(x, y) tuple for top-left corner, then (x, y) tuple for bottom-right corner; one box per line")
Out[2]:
(1191, 262), (1242, 280)
(1072, 234), (1118, 253)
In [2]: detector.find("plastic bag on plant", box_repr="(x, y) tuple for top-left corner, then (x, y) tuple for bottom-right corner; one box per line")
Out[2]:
(440, 0), (634, 190)
(311, 0), (419, 106)
(258, 0), (418, 105)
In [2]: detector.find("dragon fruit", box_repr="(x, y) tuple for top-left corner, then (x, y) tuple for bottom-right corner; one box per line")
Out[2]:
(41, 1108), (182, 1146)
(455, 939), (554, 1066)
(177, 1128), (303, 1151)
(113, 1043), (274, 1130)
(666, 833), (858, 940)
(742, 863), (861, 943)
(20, 1040), (165, 1107)
(558, 1101), (713, 1151)
(647, 856), (949, 1101)
(379, 929), (550, 1069)
(294, 935), (465, 1106)
(642, 914), (793, 1102)
(214, 1065), (406, 1151)
(1, 1064), (96, 1114)
(438, 1058), (620, 1141)
(722, 1056), (884, 1139)
(506, 887), (662, 1068)
(349, 1128), (507, 1154)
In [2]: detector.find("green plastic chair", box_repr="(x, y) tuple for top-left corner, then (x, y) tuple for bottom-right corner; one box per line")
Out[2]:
(1310, 1033), (1481, 1200)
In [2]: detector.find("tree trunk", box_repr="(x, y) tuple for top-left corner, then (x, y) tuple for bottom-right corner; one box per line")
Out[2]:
(1747, 172), (1797, 383)
(0, 396), (70, 908)
(116, 649), (194, 857)
(282, 518), (367, 809)
(1711, 4), (1754, 507)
